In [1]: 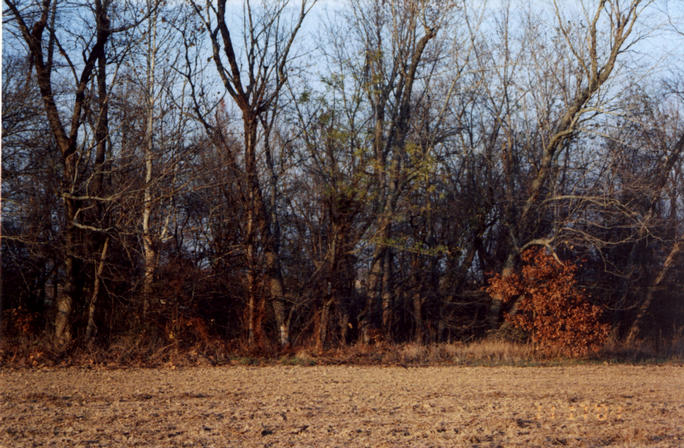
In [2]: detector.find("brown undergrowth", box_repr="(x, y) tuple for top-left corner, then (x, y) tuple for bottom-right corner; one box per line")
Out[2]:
(2, 334), (682, 369)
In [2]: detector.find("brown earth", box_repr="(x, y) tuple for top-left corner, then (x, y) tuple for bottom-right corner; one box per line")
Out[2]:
(1, 365), (682, 447)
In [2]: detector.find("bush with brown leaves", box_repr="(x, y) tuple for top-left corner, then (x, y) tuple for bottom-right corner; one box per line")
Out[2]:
(487, 248), (609, 357)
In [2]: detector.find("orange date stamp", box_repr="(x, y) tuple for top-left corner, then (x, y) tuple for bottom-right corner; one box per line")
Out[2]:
(535, 401), (624, 422)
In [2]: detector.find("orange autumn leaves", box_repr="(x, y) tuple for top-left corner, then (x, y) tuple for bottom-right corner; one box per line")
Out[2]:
(487, 248), (609, 357)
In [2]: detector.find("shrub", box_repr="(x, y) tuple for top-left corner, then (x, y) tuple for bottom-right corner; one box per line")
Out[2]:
(487, 248), (609, 357)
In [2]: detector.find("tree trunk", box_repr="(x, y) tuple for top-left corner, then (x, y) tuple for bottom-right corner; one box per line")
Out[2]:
(340, 305), (350, 346)
(364, 243), (384, 341)
(242, 116), (290, 347)
(142, 3), (158, 317)
(381, 239), (393, 337)
(626, 234), (682, 345)
(485, 252), (516, 330)
(246, 254), (257, 347)
(86, 237), (109, 341)
(246, 187), (257, 347)
(55, 193), (80, 349)
(413, 290), (423, 344)
(316, 296), (333, 354)
(266, 249), (289, 346)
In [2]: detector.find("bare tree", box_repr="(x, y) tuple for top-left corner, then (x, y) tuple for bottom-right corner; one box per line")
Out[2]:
(485, 0), (653, 329)
(624, 16), (684, 343)
(189, 0), (316, 347)
(5, 0), (116, 348)
(334, 0), (454, 341)
(4, 0), (153, 348)
(2, 0), (680, 355)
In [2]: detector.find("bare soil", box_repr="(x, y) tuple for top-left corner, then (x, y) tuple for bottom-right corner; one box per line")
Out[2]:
(1, 365), (682, 447)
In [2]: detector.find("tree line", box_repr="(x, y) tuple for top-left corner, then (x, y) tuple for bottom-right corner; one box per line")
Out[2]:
(2, 0), (683, 355)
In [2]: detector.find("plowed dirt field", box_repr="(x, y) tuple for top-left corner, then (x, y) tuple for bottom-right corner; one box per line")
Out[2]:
(1, 365), (682, 447)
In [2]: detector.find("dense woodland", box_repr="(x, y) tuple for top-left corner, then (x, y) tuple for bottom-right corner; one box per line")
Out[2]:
(2, 0), (683, 357)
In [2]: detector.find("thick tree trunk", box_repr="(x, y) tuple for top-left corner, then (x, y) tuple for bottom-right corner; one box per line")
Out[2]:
(55, 194), (80, 349)
(242, 117), (290, 347)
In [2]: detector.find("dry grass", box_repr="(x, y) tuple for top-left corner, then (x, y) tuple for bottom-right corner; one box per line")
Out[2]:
(599, 330), (684, 363)
(312, 339), (585, 367)
(286, 337), (684, 368)
(389, 340), (536, 365)
(444, 339), (537, 363)
(2, 332), (683, 369)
